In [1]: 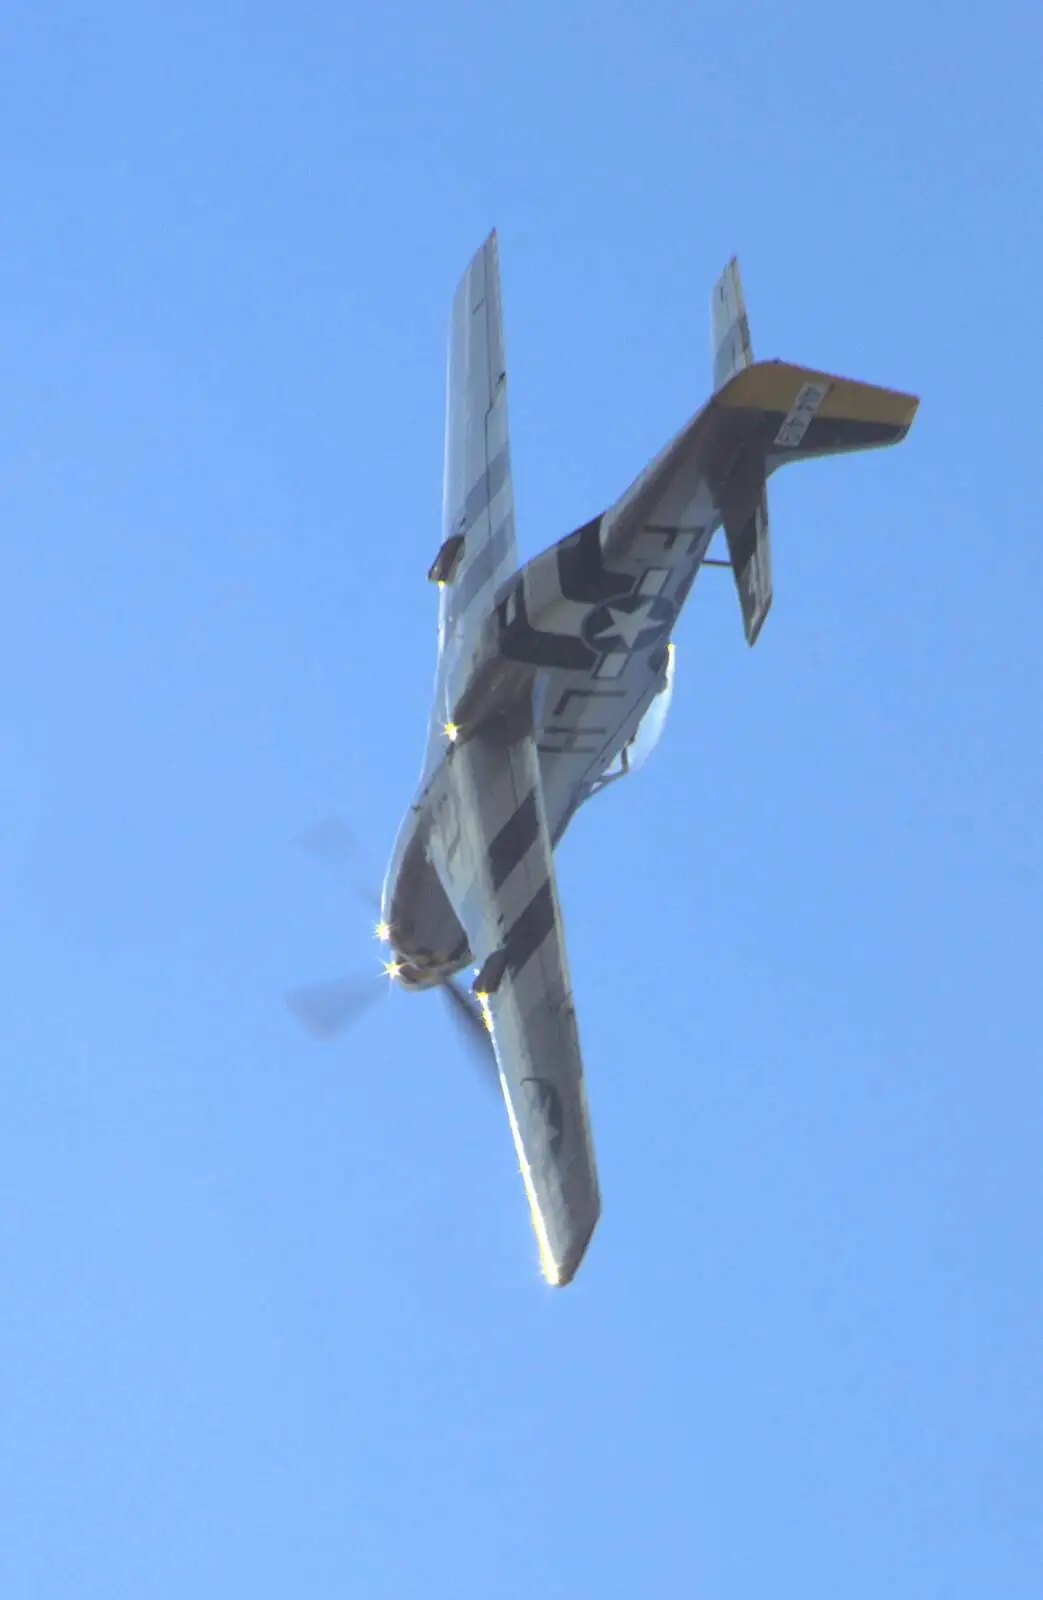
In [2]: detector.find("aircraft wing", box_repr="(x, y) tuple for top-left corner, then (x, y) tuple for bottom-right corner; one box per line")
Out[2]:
(428, 710), (600, 1286)
(429, 232), (519, 741)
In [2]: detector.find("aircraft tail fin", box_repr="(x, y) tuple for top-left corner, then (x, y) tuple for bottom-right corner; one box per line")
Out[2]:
(709, 259), (919, 646)
(711, 359), (918, 646)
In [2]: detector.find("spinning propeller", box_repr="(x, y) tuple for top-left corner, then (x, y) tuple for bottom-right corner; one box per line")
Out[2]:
(287, 820), (498, 1085)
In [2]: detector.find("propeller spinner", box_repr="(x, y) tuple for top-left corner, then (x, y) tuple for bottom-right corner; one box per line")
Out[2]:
(287, 820), (498, 1087)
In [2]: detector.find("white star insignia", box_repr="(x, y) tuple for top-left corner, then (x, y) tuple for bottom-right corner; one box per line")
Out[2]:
(589, 602), (652, 650)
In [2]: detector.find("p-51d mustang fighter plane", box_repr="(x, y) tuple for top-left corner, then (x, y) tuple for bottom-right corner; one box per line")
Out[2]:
(375, 233), (917, 1286)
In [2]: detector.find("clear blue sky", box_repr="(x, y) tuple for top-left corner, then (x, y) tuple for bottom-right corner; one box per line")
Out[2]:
(2, 5), (1040, 1596)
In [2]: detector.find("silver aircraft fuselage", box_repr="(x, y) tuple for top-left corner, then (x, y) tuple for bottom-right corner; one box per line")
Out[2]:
(381, 465), (696, 989)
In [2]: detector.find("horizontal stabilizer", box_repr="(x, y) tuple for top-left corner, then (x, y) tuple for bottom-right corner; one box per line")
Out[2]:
(711, 257), (754, 391)
(715, 360), (919, 459)
(711, 354), (918, 645)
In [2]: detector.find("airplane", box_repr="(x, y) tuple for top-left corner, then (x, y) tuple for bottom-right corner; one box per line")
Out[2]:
(294, 234), (918, 1287)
